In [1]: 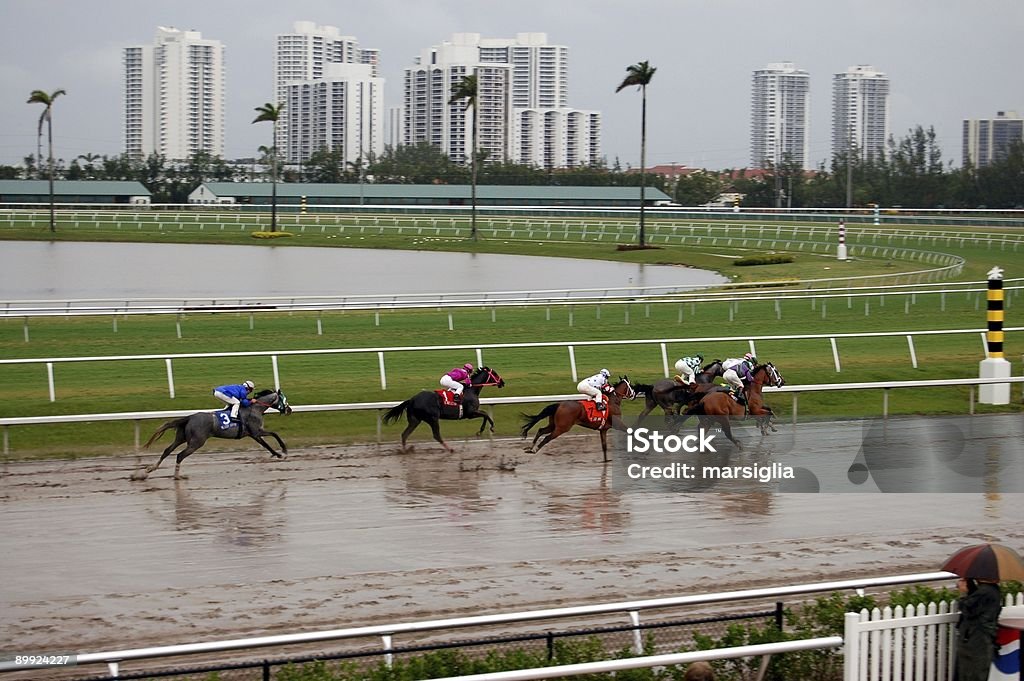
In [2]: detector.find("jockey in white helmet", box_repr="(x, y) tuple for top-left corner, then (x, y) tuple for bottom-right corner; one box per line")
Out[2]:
(577, 368), (611, 411)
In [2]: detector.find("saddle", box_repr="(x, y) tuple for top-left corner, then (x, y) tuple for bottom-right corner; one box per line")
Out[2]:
(214, 408), (246, 438)
(435, 390), (463, 418)
(580, 400), (608, 425)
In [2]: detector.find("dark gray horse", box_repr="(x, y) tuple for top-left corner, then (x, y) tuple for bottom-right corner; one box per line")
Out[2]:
(132, 389), (292, 480)
(382, 367), (504, 452)
(633, 360), (725, 428)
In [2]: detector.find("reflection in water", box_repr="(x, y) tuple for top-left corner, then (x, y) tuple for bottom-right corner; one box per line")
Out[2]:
(389, 453), (501, 518)
(170, 481), (288, 549)
(535, 465), (630, 537)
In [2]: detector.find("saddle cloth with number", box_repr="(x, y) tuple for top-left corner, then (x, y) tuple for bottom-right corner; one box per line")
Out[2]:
(580, 400), (607, 426)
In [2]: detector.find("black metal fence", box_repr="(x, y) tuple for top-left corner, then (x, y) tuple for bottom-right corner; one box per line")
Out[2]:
(59, 604), (784, 681)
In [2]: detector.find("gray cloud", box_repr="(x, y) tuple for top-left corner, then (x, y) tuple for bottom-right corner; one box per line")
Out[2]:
(1, 0), (1021, 169)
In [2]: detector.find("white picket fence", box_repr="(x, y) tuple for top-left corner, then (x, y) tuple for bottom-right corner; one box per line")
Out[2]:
(844, 593), (1024, 681)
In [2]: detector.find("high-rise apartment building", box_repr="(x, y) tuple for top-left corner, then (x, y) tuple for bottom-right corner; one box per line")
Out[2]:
(123, 27), (225, 160)
(274, 21), (381, 163)
(832, 65), (890, 161)
(963, 111), (1024, 168)
(404, 33), (600, 169)
(284, 63), (383, 167)
(750, 62), (811, 169)
(511, 109), (601, 168)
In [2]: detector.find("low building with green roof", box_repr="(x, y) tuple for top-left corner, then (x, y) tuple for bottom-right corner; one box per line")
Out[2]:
(0, 180), (152, 204)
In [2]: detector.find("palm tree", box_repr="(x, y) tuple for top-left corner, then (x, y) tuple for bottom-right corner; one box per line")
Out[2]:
(252, 103), (284, 232)
(449, 72), (479, 241)
(616, 61), (657, 247)
(27, 88), (67, 233)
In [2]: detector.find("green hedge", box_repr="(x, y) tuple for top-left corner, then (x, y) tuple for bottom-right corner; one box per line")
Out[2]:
(734, 255), (796, 266)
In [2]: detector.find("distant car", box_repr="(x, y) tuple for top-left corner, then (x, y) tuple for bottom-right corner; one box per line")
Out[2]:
(653, 200), (682, 207)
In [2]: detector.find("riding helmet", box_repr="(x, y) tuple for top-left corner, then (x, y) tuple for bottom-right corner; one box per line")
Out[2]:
(463, 363), (474, 371)
(243, 380), (255, 389)
(600, 368), (610, 377)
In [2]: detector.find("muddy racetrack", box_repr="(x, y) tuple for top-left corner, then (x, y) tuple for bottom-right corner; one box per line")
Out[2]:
(2, 429), (1023, 659)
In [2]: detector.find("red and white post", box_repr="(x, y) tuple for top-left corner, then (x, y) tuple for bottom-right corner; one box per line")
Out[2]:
(837, 220), (848, 261)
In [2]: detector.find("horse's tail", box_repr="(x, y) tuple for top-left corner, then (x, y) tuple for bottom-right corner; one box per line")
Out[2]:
(144, 416), (188, 448)
(520, 403), (559, 437)
(633, 383), (654, 398)
(382, 399), (412, 425)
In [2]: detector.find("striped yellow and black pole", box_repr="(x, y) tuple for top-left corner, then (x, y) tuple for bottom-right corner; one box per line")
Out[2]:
(986, 266), (1004, 358)
(979, 265), (1010, 405)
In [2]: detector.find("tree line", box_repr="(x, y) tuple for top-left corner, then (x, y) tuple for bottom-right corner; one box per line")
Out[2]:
(3, 126), (1021, 209)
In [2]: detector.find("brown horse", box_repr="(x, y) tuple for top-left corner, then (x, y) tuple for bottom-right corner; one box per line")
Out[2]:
(633, 360), (725, 428)
(676, 363), (785, 448)
(520, 377), (636, 462)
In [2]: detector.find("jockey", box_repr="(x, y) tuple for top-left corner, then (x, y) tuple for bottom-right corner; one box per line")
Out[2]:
(213, 380), (255, 419)
(673, 353), (704, 385)
(721, 355), (756, 404)
(440, 363), (475, 400)
(577, 368), (611, 411)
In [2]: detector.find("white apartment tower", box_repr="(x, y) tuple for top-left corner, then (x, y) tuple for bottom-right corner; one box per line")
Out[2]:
(750, 62), (811, 170)
(274, 21), (381, 163)
(832, 65), (890, 161)
(284, 63), (384, 166)
(963, 111), (1024, 168)
(123, 27), (225, 160)
(404, 33), (601, 169)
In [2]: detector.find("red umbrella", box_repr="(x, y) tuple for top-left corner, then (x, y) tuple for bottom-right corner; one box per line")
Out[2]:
(941, 543), (1024, 582)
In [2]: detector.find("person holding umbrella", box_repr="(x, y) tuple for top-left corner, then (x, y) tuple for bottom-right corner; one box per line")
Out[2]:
(955, 576), (1001, 681)
(942, 543), (1024, 681)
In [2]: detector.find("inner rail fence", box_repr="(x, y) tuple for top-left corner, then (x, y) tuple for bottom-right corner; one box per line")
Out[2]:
(3, 376), (1023, 455)
(0, 326), (1020, 405)
(0, 571), (954, 678)
(3, 278), (1019, 319)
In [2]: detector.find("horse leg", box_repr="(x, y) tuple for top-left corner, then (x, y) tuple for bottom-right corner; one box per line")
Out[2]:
(426, 418), (452, 452)
(133, 428), (187, 480)
(465, 410), (494, 435)
(250, 432), (284, 459)
(399, 413), (422, 450)
(526, 421), (555, 451)
(634, 398), (656, 427)
(260, 430), (289, 456)
(718, 416), (743, 449)
(532, 423), (569, 454)
(599, 428), (609, 463)
(172, 444), (201, 480)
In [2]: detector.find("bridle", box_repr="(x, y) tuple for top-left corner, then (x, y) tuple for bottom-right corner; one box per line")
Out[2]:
(471, 367), (504, 388)
(614, 376), (636, 401)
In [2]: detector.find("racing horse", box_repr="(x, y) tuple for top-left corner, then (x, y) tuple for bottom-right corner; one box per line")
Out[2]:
(633, 360), (725, 427)
(520, 376), (636, 462)
(676, 363), (784, 448)
(382, 366), (505, 452)
(132, 389), (292, 480)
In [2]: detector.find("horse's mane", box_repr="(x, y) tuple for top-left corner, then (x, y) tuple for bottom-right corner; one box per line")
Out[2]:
(254, 389), (276, 398)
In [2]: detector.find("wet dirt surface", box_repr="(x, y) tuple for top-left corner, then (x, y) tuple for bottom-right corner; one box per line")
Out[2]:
(2, 427), (1023, 659)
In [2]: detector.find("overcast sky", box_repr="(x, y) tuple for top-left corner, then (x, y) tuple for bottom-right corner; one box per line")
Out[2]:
(1, 0), (1021, 170)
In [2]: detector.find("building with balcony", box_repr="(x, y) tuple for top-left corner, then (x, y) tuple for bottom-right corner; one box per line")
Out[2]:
(274, 21), (381, 162)
(832, 65), (890, 161)
(963, 111), (1024, 168)
(750, 62), (811, 170)
(404, 33), (600, 169)
(123, 27), (224, 160)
